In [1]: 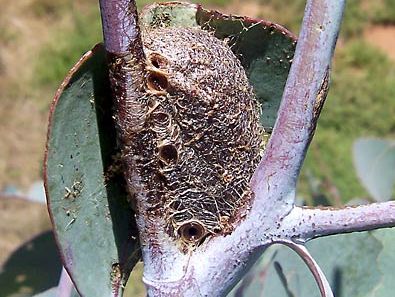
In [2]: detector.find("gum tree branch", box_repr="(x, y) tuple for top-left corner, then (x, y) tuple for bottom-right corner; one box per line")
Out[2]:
(282, 202), (395, 242)
(99, 0), (142, 54)
(260, 0), (395, 257)
(99, 0), (146, 140)
(100, 0), (182, 284)
(248, 0), (345, 233)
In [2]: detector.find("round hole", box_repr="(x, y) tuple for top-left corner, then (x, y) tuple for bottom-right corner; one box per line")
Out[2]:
(212, 226), (222, 234)
(149, 53), (168, 69)
(178, 221), (206, 242)
(158, 143), (178, 164)
(147, 71), (168, 93)
(152, 59), (160, 68)
(151, 112), (170, 126)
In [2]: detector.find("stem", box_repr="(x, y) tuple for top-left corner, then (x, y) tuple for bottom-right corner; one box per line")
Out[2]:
(99, 0), (143, 54)
(249, 0), (345, 228)
(99, 0), (179, 288)
(284, 202), (395, 242)
(99, 0), (146, 139)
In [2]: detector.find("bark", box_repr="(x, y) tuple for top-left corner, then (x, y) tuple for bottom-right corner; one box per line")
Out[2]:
(282, 202), (395, 242)
(99, 0), (142, 54)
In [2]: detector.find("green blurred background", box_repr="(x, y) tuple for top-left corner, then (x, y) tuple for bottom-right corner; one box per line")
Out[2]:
(1, 0), (395, 296)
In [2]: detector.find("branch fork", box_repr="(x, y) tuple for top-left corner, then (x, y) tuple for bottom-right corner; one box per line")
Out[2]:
(97, 1), (395, 296)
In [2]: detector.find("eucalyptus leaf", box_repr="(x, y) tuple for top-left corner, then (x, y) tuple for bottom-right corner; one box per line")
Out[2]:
(44, 45), (140, 297)
(370, 229), (395, 297)
(32, 288), (57, 297)
(353, 138), (395, 201)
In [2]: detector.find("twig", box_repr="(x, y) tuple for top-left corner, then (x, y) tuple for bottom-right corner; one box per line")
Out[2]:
(99, 0), (143, 54)
(249, 1), (345, 221)
(99, 0), (146, 139)
(283, 202), (395, 242)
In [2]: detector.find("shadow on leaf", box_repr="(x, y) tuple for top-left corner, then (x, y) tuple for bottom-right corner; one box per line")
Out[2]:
(0, 231), (62, 297)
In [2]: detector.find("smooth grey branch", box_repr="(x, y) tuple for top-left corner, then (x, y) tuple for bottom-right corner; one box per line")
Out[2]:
(282, 202), (395, 242)
(99, 0), (142, 54)
(99, 0), (146, 139)
(250, 0), (345, 220)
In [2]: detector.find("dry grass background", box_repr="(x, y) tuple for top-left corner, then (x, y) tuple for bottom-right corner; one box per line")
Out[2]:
(0, 0), (104, 189)
(1, 0), (395, 296)
(0, 0), (49, 189)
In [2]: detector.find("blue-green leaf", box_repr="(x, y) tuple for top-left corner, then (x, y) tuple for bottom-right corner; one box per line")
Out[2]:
(44, 45), (140, 297)
(353, 138), (395, 201)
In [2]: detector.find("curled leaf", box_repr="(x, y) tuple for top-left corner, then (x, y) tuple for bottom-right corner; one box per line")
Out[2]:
(281, 242), (334, 297)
